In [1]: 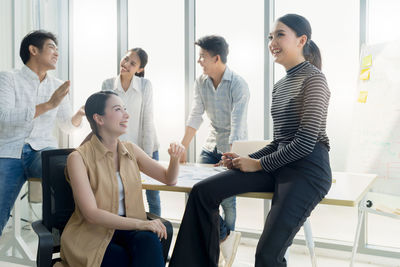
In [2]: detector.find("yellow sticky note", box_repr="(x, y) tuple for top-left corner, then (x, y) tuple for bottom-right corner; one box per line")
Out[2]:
(357, 91), (368, 103)
(362, 55), (372, 68)
(360, 68), (370, 80)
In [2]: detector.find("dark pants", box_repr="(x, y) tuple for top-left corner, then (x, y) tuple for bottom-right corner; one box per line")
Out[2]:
(0, 144), (54, 236)
(101, 230), (164, 267)
(198, 148), (236, 240)
(169, 143), (332, 267)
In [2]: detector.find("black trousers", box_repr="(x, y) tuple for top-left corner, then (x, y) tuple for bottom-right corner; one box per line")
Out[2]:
(169, 143), (332, 267)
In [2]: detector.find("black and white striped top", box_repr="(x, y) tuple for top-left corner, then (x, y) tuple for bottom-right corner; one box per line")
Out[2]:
(249, 61), (330, 172)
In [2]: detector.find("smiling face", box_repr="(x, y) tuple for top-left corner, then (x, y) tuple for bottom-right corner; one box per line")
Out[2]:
(197, 48), (218, 76)
(96, 95), (130, 137)
(268, 21), (307, 70)
(119, 51), (144, 77)
(33, 39), (59, 70)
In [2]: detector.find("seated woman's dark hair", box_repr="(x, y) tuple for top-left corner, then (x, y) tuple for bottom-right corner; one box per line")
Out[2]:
(85, 91), (119, 140)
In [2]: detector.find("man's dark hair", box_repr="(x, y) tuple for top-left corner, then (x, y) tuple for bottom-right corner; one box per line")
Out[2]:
(195, 35), (229, 64)
(20, 30), (58, 64)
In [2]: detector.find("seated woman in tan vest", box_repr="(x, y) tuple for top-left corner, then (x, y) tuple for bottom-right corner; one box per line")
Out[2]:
(56, 91), (184, 267)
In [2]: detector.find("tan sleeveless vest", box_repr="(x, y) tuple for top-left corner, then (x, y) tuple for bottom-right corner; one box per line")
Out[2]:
(56, 135), (147, 267)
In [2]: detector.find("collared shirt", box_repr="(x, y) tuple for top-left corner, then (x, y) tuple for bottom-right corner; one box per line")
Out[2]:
(187, 66), (250, 153)
(0, 65), (79, 158)
(102, 76), (159, 156)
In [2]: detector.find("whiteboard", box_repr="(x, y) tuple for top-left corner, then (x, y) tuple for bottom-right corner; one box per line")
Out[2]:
(345, 40), (400, 195)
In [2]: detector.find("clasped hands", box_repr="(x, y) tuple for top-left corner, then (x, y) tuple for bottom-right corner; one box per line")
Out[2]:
(220, 152), (262, 172)
(168, 142), (185, 159)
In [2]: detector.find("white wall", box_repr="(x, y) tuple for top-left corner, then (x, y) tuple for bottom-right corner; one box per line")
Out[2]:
(0, 0), (13, 71)
(195, 0), (265, 156)
(128, 0), (185, 161)
(69, 0), (118, 147)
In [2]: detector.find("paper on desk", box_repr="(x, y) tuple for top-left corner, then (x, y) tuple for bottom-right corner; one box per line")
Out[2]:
(178, 165), (221, 180)
(141, 165), (222, 184)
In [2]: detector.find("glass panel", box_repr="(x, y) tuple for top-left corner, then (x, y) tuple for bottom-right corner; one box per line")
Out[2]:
(70, 0), (117, 147)
(196, 0), (265, 230)
(128, 0), (185, 220)
(38, 0), (62, 78)
(368, 213), (400, 248)
(366, 0), (400, 249)
(368, 0), (400, 44)
(0, 0), (13, 70)
(128, 0), (185, 162)
(196, 0), (265, 149)
(12, 0), (36, 69)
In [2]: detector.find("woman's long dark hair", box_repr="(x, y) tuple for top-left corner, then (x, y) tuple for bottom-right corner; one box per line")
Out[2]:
(84, 91), (118, 140)
(278, 14), (322, 70)
(129, 48), (148, 77)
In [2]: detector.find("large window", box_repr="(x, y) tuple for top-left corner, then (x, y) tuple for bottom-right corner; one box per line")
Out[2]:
(195, 0), (265, 152)
(70, 0), (118, 147)
(128, 0), (185, 162)
(196, 0), (266, 231)
(365, 0), (400, 249)
(0, 0), (13, 71)
(368, 0), (400, 44)
(128, 0), (185, 220)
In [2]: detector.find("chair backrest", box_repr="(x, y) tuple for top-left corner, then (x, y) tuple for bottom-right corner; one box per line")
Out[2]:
(41, 149), (75, 233)
(231, 140), (271, 156)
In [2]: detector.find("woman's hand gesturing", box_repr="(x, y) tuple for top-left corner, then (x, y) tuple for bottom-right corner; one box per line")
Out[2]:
(168, 142), (185, 160)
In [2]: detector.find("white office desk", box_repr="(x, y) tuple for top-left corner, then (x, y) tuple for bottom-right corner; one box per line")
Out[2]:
(142, 163), (377, 207)
(141, 163), (377, 266)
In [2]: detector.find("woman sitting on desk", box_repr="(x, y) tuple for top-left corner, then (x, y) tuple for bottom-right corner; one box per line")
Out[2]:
(169, 13), (332, 267)
(56, 91), (184, 267)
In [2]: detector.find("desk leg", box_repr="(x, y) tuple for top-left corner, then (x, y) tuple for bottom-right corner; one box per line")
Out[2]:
(303, 219), (317, 267)
(0, 188), (35, 266)
(350, 197), (366, 267)
(263, 199), (271, 222)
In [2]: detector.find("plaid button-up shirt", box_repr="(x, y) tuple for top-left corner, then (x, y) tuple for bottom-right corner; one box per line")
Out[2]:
(187, 66), (250, 153)
(0, 65), (78, 158)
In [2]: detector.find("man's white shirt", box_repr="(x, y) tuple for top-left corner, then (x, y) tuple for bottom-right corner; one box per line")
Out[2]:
(0, 65), (80, 158)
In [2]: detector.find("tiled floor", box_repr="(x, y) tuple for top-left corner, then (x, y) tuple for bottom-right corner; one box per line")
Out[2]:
(1, 223), (399, 267)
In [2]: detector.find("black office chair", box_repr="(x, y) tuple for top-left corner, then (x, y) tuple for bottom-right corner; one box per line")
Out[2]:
(32, 149), (173, 267)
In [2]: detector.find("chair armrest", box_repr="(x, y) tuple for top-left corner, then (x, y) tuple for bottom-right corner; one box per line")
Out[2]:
(146, 212), (161, 221)
(32, 220), (54, 267)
